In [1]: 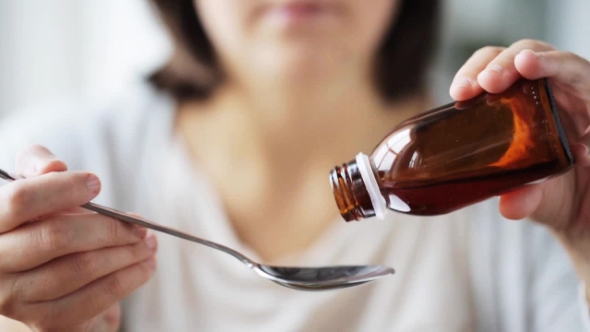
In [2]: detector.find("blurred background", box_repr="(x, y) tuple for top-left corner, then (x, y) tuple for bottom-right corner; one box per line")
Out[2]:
(0, 0), (589, 117)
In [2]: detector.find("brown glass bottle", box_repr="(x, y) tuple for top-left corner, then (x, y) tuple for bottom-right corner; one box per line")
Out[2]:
(330, 78), (574, 221)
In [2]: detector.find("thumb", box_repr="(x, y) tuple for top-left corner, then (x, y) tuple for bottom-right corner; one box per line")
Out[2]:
(15, 145), (67, 178)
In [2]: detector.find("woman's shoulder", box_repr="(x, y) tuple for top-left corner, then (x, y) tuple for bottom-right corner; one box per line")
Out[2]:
(0, 81), (175, 172)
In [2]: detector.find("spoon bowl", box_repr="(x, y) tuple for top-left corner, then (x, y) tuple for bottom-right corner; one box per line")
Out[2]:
(254, 265), (394, 290)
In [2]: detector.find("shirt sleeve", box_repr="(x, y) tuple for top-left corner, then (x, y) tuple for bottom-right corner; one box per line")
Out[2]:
(527, 220), (589, 331)
(469, 200), (589, 331)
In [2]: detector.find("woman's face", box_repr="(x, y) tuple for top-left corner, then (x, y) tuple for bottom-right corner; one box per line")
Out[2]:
(194, 0), (400, 85)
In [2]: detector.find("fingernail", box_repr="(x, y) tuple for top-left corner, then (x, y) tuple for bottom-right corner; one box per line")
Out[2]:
(145, 233), (158, 250)
(521, 49), (541, 58)
(86, 174), (101, 194)
(484, 64), (503, 75)
(452, 77), (474, 89)
(134, 225), (148, 238)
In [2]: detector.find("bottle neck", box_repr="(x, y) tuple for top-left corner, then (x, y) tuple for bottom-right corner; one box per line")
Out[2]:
(330, 159), (377, 221)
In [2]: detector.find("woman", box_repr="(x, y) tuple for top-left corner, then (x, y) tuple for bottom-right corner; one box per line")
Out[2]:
(0, 0), (589, 330)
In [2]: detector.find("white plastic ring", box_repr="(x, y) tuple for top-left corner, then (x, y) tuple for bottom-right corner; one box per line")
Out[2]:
(355, 153), (387, 219)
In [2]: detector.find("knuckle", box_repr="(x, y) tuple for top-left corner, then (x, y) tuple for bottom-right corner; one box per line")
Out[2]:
(35, 306), (64, 331)
(569, 71), (583, 86)
(105, 218), (124, 241)
(0, 287), (61, 331)
(0, 302), (19, 323)
(557, 51), (587, 86)
(563, 50), (584, 63)
(0, 279), (22, 319)
(104, 217), (138, 245)
(139, 260), (154, 276)
(562, 50), (576, 58)
(0, 292), (13, 317)
(135, 242), (152, 258)
(34, 221), (70, 253)
(71, 252), (97, 276)
(103, 274), (126, 298)
(3, 183), (34, 218)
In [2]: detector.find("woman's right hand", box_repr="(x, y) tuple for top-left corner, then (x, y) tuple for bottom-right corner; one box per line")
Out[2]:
(0, 145), (158, 331)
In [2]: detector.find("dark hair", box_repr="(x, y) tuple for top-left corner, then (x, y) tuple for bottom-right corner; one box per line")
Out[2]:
(148, 0), (440, 102)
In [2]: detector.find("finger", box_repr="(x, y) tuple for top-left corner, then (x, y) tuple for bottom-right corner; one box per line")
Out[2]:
(28, 257), (156, 328)
(450, 46), (504, 101)
(37, 206), (99, 221)
(515, 49), (590, 156)
(0, 213), (148, 272)
(572, 128), (590, 166)
(15, 145), (68, 178)
(15, 233), (157, 302)
(499, 183), (543, 220)
(477, 40), (555, 94)
(514, 49), (590, 93)
(500, 173), (576, 230)
(0, 171), (101, 233)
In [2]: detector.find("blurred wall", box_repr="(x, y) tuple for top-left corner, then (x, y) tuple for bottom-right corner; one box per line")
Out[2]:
(0, 0), (589, 115)
(431, 0), (590, 102)
(0, 0), (169, 115)
(545, 0), (590, 59)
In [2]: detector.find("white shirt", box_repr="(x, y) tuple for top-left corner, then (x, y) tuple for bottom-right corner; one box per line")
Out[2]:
(0, 83), (586, 331)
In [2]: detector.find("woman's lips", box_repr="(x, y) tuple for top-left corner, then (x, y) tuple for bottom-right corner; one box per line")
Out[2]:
(264, 1), (335, 27)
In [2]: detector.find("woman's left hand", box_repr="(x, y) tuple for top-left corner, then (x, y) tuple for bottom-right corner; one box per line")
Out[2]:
(450, 39), (590, 285)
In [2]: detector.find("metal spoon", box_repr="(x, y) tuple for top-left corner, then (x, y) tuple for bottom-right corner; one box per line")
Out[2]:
(0, 168), (394, 290)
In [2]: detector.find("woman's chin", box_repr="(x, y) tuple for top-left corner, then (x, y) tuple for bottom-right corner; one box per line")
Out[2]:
(251, 47), (354, 84)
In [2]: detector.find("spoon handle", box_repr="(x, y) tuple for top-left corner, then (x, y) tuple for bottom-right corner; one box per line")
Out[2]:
(0, 168), (254, 266)
(82, 202), (254, 265)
